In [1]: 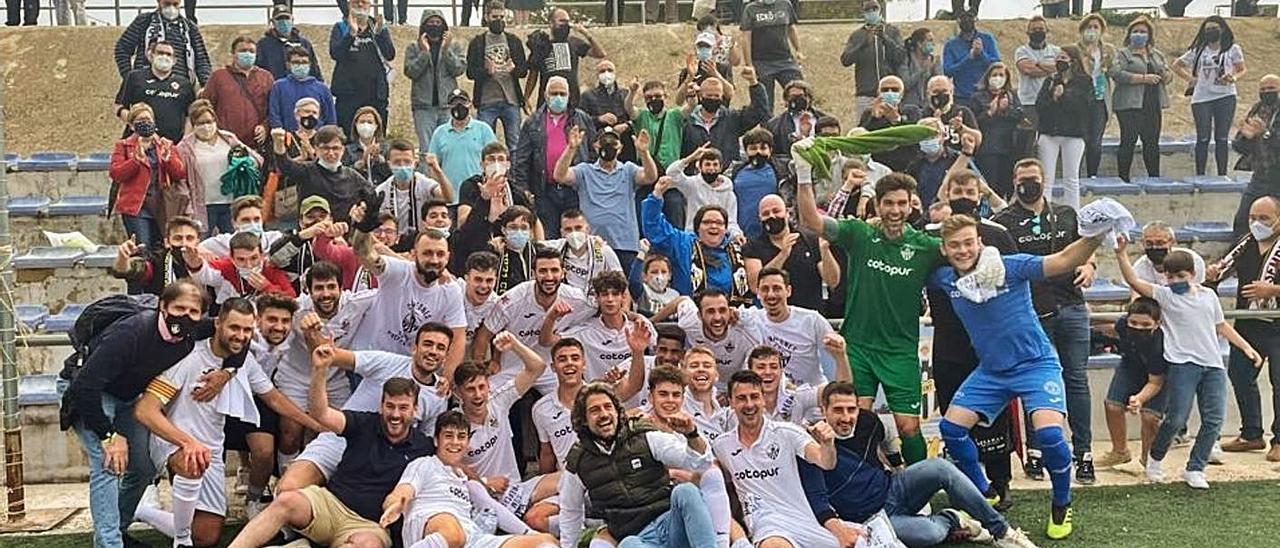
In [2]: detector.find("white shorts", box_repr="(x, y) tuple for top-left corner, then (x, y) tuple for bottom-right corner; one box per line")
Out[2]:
(296, 432), (346, 480)
(149, 440), (228, 517)
(746, 509), (838, 548)
(275, 374), (351, 411)
(498, 475), (553, 517)
(403, 510), (513, 548)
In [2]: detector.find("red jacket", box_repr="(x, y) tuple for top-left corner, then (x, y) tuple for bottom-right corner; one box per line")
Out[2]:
(313, 234), (379, 291)
(195, 256), (297, 299)
(199, 65), (274, 145)
(108, 134), (188, 217)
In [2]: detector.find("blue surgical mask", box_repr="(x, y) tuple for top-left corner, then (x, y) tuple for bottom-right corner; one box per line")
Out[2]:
(274, 19), (293, 35)
(505, 229), (531, 250)
(919, 138), (942, 156)
(237, 221), (264, 238)
(922, 42), (936, 55)
(392, 166), (415, 181)
(696, 46), (713, 61)
(547, 95), (569, 113)
(880, 90), (902, 106)
(290, 64), (310, 79)
(235, 51), (256, 69)
(864, 10), (882, 25)
(1169, 281), (1191, 295)
(1129, 32), (1149, 47)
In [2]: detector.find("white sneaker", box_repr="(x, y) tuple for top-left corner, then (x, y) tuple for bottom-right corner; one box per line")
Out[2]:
(1183, 470), (1210, 489)
(940, 509), (992, 543)
(140, 483), (160, 509)
(994, 527), (1041, 548)
(1209, 442), (1225, 465)
(1145, 457), (1165, 483)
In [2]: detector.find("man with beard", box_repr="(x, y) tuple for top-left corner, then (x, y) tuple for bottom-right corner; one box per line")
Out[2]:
(133, 297), (319, 548)
(541, 272), (657, 381)
(745, 336), (852, 426)
(455, 250), (501, 354)
(658, 289), (762, 392)
(713, 370), (839, 548)
(559, 383), (719, 548)
(542, 209), (624, 293)
(229, 376), (433, 548)
(275, 322), (453, 493)
(742, 268), (836, 387)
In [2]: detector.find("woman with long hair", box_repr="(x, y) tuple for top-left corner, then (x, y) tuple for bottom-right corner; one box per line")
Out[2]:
(899, 27), (942, 110)
(1110, 16), (1171, 182)
(970, 61), (1023, 198)
(1075, 13), (1116, 179)
(1035, 45), (1093, 209)
(1172, 15), (1247, 176)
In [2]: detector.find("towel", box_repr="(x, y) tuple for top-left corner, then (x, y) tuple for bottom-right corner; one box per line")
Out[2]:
(1077, 198), (1136, 248)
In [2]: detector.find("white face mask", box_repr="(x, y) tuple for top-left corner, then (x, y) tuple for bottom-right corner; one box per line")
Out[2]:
(1251, 220), (1276, 242)
(598, 71), (616, 87)
(151, 54), (175, 72)
(647, 274), (670, 292)
(485, 161), (509, 178)
(160, 5), (181, 20)
(989, 75), (1006, 89)
(318, 159), (342, 172)
(565, 231), (589, 251)
(356, 122), (377, 140)
(194, 122), (217, 140)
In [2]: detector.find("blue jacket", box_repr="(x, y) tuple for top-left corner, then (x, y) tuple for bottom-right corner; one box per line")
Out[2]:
(642, 194), (733, 296)
(943, 31), (1000, 100)
(255, 29), (324, 81)
(799, 433), (892, 525)
(268, 76), (338, 131)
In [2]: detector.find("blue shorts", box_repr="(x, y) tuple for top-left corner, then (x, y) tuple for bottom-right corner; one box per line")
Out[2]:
(1104, 365), (1167, 416)
(953, 360), (1068, 426)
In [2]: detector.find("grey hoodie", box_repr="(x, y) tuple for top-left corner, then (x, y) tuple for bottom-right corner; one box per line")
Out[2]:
(404, 9), (467, 109)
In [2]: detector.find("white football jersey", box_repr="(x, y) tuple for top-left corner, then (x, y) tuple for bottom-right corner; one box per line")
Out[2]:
(352, 257), (467, 354)
(712, 419), (821, 526)
(462, 381), (523, 479)
(675, 299), (762, 391)
(484, 280), (595, 388)
(532, 391), (577, 468)
(742, 306), (833, 386)
(560, 316), (657, 383)
(399, 456), (474, 523)
(345, 351), (450, 435)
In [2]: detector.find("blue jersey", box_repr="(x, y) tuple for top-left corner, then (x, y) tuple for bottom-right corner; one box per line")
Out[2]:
(928, 254), (1056, 373)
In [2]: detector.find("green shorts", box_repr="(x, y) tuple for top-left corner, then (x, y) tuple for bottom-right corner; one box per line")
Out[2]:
(847, 344), (923, 416)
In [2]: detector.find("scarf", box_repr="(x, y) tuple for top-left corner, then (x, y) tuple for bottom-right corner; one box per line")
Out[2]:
(145, 12), (196, 81)
(1212, 233), (1280, 310)
(497, 245), (533, 295)
(691, 241), (751, 305)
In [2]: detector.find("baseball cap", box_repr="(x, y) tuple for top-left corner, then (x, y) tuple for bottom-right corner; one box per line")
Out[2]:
(695, 31), (717, 46)
(271, 4), (292, 19)
(300, 195), (330, 215)
(447, 88), (471, 104)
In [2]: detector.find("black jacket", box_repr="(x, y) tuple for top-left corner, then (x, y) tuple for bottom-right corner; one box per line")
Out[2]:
(765, 107), (829, 158)
(509, 106), (597, 196)
(970, 89), (1024, 155)
(1036, 74), (1093, 138)
(992, 201), (1085, 314)
(466, 31), (529, 106)
(255, 29), (324, 81)
(680, 82), (772, 163)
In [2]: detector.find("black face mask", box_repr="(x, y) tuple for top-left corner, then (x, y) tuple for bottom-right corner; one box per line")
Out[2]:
(1056, 60), (1071, 73)
(749, 154), (769, 168)
(1203, 28), (1221, 43)
(959, 20), (975, 34)
(906, 209), (924, 226)
(700, 97), (723, 112)
(930, 92), (951, 109)
(300, 115), (319, 130)
(552, 24), (570, 41)
(949, 198), (979, 217)
(1028, 30), (1047, 45)
(787, 96), (809, 113)
(700, 172), (719, 185)
(1145, 247), (1169, 265)
(417, 264), (441, 285)
(488, 19), (505, 35)
(423, 25), (444, 41)
(646, 98), (665, 115)
(1262, 91), (1279, 106)
(1122, 325), (1158, 354)
(599, 145), (619, 161)
(164, 312), (198, 339)
(1016, 178), (1044, 203)
(762, 217), (787, 235)
(450, 104), (470, 121)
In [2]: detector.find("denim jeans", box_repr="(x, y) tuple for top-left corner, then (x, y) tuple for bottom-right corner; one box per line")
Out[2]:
(757, 68), (805, 109)
(477, 102), (523, 153)
(618, 483), (717, 548)
(1031, 304), (1092, 456)
(205, 203), (233, 237)
(1191, 94), (1236, 176)
(1226, 320), (1280, 443)
(884, 459), (1009, 547)
(534, 184), (580, 240)
(59, 378), (157, 548)
(413, 107), (451, 154)
(1151, 363), (1227, 472)
(121, 214), (161, 250)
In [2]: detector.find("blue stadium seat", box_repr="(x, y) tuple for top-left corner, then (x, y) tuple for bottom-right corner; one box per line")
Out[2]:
(1088, 353), (1121, 370)
(1216, 277), (1238, 298)
(44, 304), (87, 333)
(16, 304), (48, 331)
(2, 153), (17, 172)
(1185, 174), (1247, 193)
(16, 152), (78, 172)
(18, 374), (59, 406)
(12, 247), (86, 270)
(1181, 221), (1236, 242)
(1083, 177), (1141, 195)
(1135, 176), (1195, 194)
(1158, 134), (1196, 154)
(80, 246), (117, 269)
(1236, 173), (1253, 185)
(9, 195), (51, 217)
(1084, 278), (1131, 302)
(77, 152), (112, 172)
(48, 195), (108, 216)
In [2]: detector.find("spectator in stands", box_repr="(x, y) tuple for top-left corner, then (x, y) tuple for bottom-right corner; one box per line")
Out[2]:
(268, 47), (337, 132)
(511, 76), (596, 239)
(970, 62), (1023, 198)
(526, 8), (606, 108)
(341, 106), (391, 183)
(899, 27), (941, 111)
(943, 10), (998, 103)
(861, 76), (921, 172)
(665, 143), (741, 239)
(1076, 13), (1115, 179)
(680, 67), (768, 164)
(270, 125), (374, 223)
(1173, 16), (1246, 177)
(200, 36), (273, 147)
(637, 254), (680, 317)
(510, 0), (542, 27)
(740, 0), (803, 106)
(1036, 45), (1092, 210)
(1131, 221), (1206, 297)
(765, 80), (824, 158)
(329, 0), (395, 130)
(114, 0), (212, 86)
(909, 118), (963, 209)
(1097, 297), (1168, 469)
(581, 60), (637, 163)
(645, 176), (750, 301)
(1042, 0), (1069, 17)
(926, 75), (979, 142)
(261, 98), (317, 226)
(1015, 16), (1060, 127)
(633, 79), (688, 171)
(679, 31), (737, 94)
(187, 231), (297, 302)
(841, 1), (904, 123)
(731, 127), (787, 240)
(406, 9), (465, 154)
(429, 89), (497, 197)
(256, 5), (323, 82)
(742, 194), (838, 311)
(5, 0), (36, 26)
(177, 99), (263, 236)
(1232, 74), (1280, 235)
(110, 103), (189, 249)
(1111, 16), (1171, 183)
(382, 0), (407, 25)
(112, 216), (201, 296)
(375, 139), (451, 239)
(456, 142), (537, 229)
(468, 1), (528, 154)
(454, 205), (540, 294)
(697, 13), (742, 68)
(544, 209), (624, 291)
(114, 40), (197, 143)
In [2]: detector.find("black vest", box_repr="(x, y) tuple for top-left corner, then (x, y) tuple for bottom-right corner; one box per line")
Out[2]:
(565, 419), (673, 539)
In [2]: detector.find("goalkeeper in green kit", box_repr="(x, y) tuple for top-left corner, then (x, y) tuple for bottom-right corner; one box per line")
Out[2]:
(792, 132), (1005, 464)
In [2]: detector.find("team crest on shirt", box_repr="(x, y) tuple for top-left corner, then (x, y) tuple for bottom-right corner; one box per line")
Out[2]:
(170, 81), (180, 91)
(900, 246), (916, 261)
(765, 442), (780, 460)
(1043, 380), (1063, 396)
(725, 342), (736, 353)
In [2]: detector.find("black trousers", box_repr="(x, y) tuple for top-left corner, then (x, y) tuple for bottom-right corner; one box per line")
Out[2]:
(1116, 107), (1162, 182)
(951, 0), (981, 16)
(1084, 99), (1109, 177)
(6, 0), (38, 25)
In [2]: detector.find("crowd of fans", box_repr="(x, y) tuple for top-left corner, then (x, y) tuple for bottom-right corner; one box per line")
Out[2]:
(42, 1), (1280, 548)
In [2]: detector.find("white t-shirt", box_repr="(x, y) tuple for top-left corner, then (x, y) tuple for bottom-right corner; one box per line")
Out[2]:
(484, 280), (595, 387)
(462, 380), (523, 479)
(675, 299), (762, 391)
(1151, 285), (1226, 368)
(353, 256), (467, 354)
(684, 389), (734, 441)
(743, 306), (833, 386)
(1014, 42), (1062, 106)
(712, 419), (821, 529)
(192, 138), (233, 205)
(277, 290), (379, 407)
(250, 332), (291, 380)
(559, 315), (657, 383)
(150, 340), (274, 453)
(347, 350), (451, 434)
(1178, 43), (1244, 104)
(1133, 247), (1206, 286)
(452, 277), (498, 349)
(532, 391), (578, 468)
(398, 456), (474, 523)
(540, 238), (623, 293)
(623, 356), (655, 410)
(666, 160), (742, 237)
(375, 174), (442, 237)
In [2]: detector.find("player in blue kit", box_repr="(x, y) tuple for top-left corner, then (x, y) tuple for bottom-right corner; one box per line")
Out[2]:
(927, 211), (1119, 541)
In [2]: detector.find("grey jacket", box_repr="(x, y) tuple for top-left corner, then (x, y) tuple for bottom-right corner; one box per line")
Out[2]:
(404, 10), (466, 110)
(841, 24), (905, 98)
(1109, 46), (1171, 112)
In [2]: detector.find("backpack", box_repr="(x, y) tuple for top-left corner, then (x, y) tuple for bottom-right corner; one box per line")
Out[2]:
(58, 293), (158, 431)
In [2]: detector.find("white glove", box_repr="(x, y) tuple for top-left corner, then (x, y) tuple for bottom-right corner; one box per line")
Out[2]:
(790, 136), (815, 185)
(973, 245), (1006, 290)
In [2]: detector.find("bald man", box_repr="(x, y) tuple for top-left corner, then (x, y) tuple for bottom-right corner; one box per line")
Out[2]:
(1232, 74), (1280, 237)
(742, 194), (841, 312)
(510, 75), (597, 239)
(526, 8), (605, 107)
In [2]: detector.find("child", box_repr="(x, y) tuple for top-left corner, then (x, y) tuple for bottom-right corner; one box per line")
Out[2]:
(1097, 297), (1167, 468)
(665, 143), (742, 239)
(1117, 241), (1262, 488)
(637, 253), (680, 317)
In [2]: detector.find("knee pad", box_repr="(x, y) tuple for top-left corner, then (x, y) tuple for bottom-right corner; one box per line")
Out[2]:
(1035, 425), (1072, 472)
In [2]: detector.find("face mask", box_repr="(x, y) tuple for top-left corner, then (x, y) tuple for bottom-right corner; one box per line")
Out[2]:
(1028, 30), (1047, 44)
(290, 63), (311, 79)
(906, 209), (924, 225)
(749, 154), (769, 168)
(1169, 281), (1192, 295)
(299, 114), (319, 130)
(787, 96), (810, 113)
(922, 42), (936, 55)
(424, 25), (444, 41)
(1129, 32), (1149, 47)
(236, 264), (263, 279)
(238, 221), (264, 237)
(151, 55), (175, 73)
(762, 217), (787, 235)
(356, 122), (377, 140)
(598, 71), (616, 87)
(235, 51), (256, 69)
(1261, 91), (1279, 106)
(552, 24), (570, 41)
(1056, 59), (1071, 73)
(989, 75), (1006, 89)
(318, 159), (342, 172)
(547, 95), (568, 113)
(701, 172), (719, 185)
(565, 231), (588, 250)
(1250, 220), (1276, 241)
(864, 10), (881, 25)
(598, 145), (619, 161)
(948, 198), (978, 217)
(647, 274), (670, 292)
(646, 98), (665, 115)
(880, 90), (902, 106)
(505, 229), (531, 249)
(164, 312), (198, 339)
(352, 8), (370, 20)
(485, 161), (508, 178)
(1144, 247), (1169, 265)
(488, 19), (505, 34)
(919, 138), (942, 156)
(1203, 28), (1221, 42)
(417, 263), (441, 284)
(275, 19), (293, 35)
(393, 165), (415, 181)
(134, 119), (157, 137)
(1082, 29), (1100, 43)
(434, 226), (450, 240)
(450, 104), (470, 120)
(700, 97), (722, 112)
(959, 19), (975, 34)
(696, 46), (713, 61)
(1016, 178), (1044, 203)
(930, 92), (950, 109)
(160, 5), (181, 20)
(194, 122), (217, 140)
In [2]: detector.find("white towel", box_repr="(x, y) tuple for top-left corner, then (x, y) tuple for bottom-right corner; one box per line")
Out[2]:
(1077, 198), (1136, 248)
(214, 367), (260, 427)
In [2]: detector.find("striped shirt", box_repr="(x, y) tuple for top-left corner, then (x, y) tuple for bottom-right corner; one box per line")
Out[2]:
(113, 11), (212, 85)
